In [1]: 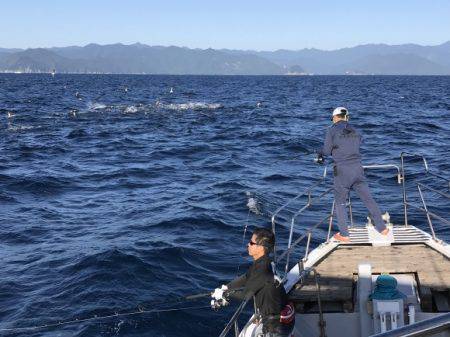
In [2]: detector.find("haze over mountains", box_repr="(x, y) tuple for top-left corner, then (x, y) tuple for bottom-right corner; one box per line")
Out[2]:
(1, 41), (449, 75)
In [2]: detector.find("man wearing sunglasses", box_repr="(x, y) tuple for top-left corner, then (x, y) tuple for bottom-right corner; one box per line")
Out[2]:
(211, 228), (295, 337)
(316, 107), (389, 242)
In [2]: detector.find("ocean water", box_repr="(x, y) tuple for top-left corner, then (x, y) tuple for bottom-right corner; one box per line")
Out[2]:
(0, 74), (449, 337)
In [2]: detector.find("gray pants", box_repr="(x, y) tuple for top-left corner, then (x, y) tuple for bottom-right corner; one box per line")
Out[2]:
(334, 164), (386, 236)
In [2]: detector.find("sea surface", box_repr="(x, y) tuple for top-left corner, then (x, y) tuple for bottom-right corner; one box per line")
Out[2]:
(0, 74), (449, 337)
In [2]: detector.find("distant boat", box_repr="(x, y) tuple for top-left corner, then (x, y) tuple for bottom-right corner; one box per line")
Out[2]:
(51, 69), (56, 77)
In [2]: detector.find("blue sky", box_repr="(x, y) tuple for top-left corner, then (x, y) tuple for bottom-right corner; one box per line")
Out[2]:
(1, 0), (449, 50)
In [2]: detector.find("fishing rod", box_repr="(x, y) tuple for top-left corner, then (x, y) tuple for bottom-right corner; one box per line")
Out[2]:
(0, 288), (243, 334)
(0, 291), (214, 334)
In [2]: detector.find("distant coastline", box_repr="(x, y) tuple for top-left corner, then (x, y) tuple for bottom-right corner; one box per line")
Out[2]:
(1, 41), (450, 76)
(1, 41), (449, 75)
(2, 71), (450, 77)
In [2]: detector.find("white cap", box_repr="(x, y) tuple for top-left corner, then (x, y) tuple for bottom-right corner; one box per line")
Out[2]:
(332, 107), (348, 117)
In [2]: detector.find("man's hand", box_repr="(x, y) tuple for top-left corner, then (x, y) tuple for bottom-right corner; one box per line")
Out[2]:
(211, 285), (229, 310)
(314, 154), (324, 165)
(212, 285), (228, 300)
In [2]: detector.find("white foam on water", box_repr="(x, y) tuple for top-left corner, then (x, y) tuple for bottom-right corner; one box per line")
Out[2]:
(159, 102), (222, 111)
(87, 102), (107, 111)
(247, 197), (261, 215)
(124, 105), (138, 113)
(7, 124), (37, 132)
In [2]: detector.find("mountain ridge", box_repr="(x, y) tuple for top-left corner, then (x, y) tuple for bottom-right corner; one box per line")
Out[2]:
(1, 41), (449, 75)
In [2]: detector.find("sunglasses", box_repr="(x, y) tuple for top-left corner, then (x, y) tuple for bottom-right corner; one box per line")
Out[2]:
(248, 240), (258, 246)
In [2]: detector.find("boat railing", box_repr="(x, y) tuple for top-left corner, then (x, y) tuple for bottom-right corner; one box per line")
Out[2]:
(400, 152), (450, 227)
(277, 163), (402, 280)
(274, 155), (448, 282)
(279, 211), (333, 280)
(218, 298), (250, 337)
(270, 165), (329, 264)
(268, 153), (446, 283)
(347, 156), (449, 239)
(278, 185), (334, 279)
(345, 164), (402, 229)
(371, 312), (450, 337)
(408, 182), (450, 241)
(221, 154), (448, 337)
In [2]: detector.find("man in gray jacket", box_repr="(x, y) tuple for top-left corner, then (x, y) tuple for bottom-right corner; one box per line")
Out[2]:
(317, 107), (389, 242)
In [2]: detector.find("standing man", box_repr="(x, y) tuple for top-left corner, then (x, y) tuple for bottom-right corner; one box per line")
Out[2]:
(317, 107), (389, 242)
(211, 228), (295, 337)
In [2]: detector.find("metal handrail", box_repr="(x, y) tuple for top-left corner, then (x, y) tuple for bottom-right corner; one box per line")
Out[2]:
(400, 152), (429, 171)
(278, 214), (332, 264)
(400, 152), (429, 226)
(280, 164), (403, 279)
(218, 298), (250, 337)
(344, 164), (404, 230)
(404, 202), (450, 226)
(273, 157), (447, 286)
(411, 180), (450, 240)
(401, 152), (450, 187)
(417, 182), (450, 199)
(326, 201), (336, 241)
(417, 184), (437, 240)
(371, 312), (450, 337)
(274, 157), (448, 311)
(275, 163), (403, 275)
(271, 166), (329, 264)
(399, 152), (449, 235)
(283, 187), (333, 276)
(427, 171), (450, 188)
(362, 164), (402, 184)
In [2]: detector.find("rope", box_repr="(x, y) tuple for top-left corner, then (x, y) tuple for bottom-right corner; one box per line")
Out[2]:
(0, 304), (210, 334)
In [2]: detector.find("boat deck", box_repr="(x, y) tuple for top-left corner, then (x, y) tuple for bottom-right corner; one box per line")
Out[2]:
(289, 236), (450, 313)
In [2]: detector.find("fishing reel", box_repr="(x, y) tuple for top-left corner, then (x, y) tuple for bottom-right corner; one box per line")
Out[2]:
(210, 285), (230, 310)
(210, 297), (229, 310)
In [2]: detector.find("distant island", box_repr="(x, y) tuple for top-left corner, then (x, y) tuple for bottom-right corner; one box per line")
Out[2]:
(0, 41), (449, 75)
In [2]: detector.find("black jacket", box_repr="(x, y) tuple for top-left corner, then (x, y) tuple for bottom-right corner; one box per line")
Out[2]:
(227, 255), (289, 332)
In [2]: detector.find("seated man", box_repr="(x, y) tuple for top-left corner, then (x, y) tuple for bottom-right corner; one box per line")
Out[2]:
(212, 228), (295, 337)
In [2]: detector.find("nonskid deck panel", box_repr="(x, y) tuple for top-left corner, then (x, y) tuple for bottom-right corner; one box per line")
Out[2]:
(344, 225), (430, 244)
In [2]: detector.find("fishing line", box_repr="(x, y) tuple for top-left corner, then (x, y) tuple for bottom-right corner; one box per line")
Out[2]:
(0, 304), (211, 334)
(0, 289), (243, 334)
(235, 207), (251, 277)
